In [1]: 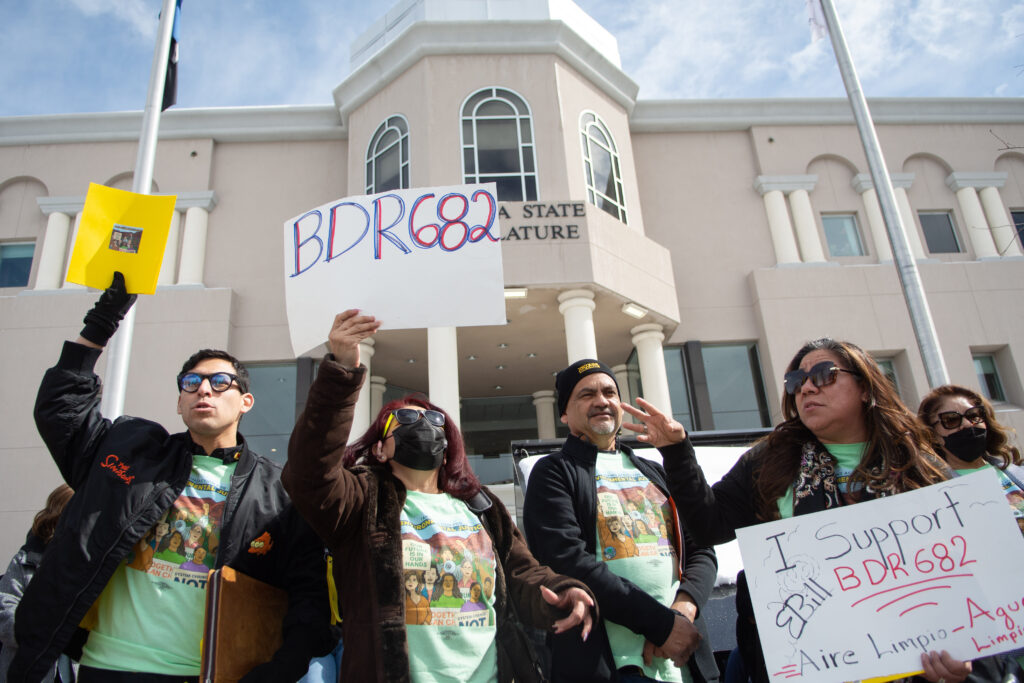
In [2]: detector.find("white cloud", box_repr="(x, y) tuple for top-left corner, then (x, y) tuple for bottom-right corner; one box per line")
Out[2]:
(65, 0), (156, 40)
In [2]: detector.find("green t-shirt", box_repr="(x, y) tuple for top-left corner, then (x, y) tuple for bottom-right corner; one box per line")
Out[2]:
(400, 490), (498, 683)
(956, 463), (1024, 531)
(777, 442), (865, 519)
(595, 451), (691, 683)
(81, 455), (233, 674)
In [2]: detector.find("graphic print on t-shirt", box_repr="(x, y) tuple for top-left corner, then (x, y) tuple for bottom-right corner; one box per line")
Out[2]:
(400, 495), (496, 629)
(125, 458), (230, 587)
(596, 470), (675, 562)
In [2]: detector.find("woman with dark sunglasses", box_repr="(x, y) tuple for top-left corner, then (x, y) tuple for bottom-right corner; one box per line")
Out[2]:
(282, 309), (596, 683)
(621, 338), (970, 683)
(918, 385), (1024, 533)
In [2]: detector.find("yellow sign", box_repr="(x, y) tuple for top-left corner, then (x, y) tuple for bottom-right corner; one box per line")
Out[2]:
(66, 183), (176, 294)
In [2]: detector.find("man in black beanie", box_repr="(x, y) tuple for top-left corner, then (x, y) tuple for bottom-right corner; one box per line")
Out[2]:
(523, 358), (719, 683)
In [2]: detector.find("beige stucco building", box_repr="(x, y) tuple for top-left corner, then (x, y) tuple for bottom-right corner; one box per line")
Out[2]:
(1, 0), (1023, 560)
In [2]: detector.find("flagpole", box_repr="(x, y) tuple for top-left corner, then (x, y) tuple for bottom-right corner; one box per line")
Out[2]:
(101, 0), (179, 418)
(817, 0), (950, 389)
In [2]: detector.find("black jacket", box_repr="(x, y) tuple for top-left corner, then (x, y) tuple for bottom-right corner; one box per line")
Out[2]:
(11, 341), (332, 683)
(522, 434), (719, 683)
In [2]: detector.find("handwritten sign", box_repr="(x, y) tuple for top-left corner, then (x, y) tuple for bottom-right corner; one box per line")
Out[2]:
(736, 469), (1024, 683)
(282, 183), (506, 357)
(66, 183), (176, 294)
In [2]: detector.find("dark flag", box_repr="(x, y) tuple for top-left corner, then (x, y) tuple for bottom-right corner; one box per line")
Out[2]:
(161, 0), (182, 111)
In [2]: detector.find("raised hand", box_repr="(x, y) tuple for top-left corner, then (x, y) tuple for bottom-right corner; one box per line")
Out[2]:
(328, 309), (381, 368)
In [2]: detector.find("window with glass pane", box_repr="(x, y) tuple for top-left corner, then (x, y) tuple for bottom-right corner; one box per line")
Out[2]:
(461, 87), (538, 201)
(366, 116), (409, 195)
(0, 242), (34, 287)
(918, 212), (961, 253)
(875, 359), (899, 395)
(1012, 211), (1024, 252)
(242, 363), (297, 464)
(579, 112), (627, 224)
(701, 343), (770, 429)
(662, 347), (694, 431)
(822, 214), (864, 257)
(973, 354), (1006, 402)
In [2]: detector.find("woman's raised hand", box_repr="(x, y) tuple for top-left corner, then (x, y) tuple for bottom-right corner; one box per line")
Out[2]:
(328, 309), (381, 368)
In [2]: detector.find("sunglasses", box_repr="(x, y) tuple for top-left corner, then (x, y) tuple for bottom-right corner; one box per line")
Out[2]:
(177, 372), (242, 394)
(383, 408), (446, 434)
(932, 406), (985, 430)
(784, 361), (860, 395)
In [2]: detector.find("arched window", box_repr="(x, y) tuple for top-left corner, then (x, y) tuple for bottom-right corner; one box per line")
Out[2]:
(580, 111), (627, 223)
(461, 87), (538, 201)
(366, 115), (409, 194)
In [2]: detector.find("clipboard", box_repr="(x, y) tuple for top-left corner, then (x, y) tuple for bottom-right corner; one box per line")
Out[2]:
(200, 566), (288, 683)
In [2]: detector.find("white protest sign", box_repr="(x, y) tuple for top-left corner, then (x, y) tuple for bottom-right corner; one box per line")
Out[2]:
(282, 183), (506, 357)
(736, 468), (1024, 683)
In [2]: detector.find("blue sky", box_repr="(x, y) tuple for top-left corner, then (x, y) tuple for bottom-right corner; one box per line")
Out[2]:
(0, 0), (1021, 118)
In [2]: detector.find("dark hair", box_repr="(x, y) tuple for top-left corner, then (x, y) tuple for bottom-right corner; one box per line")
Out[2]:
(158, 530), (185, 553)
(178, 349), (251, 393)
(918, 384), (1021, 469)
(754, 338), (947, 521)
(31, 484), (73, 544)
(344, 394), (481, 500)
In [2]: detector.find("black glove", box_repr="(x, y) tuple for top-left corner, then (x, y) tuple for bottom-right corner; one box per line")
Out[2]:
(80, 271), (137, 346)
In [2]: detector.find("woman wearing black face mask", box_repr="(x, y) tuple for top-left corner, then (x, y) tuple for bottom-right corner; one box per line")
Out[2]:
(918, 385), (1024, 534)
(282, 310), (596, 683)
(917, 385), (1024, 682)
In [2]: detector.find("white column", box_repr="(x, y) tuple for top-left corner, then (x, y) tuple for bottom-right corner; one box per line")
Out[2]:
(351, 338), (375, 438)
(369, 375), (388, 418)
(177, 206), (209, 285)
(978, 186), (1022, 257)
(759, 190), (800, 264)
(630, 323), (672, 416)
(851, 175), (892, 262)
(951, 185), (998, 259)
(893, 186), (926, 260)
(532, 390), (557, 439)
(61, 213), (85, 290)
(612, 363), (634, 424)
(34, 211), (71, 290)
(428, 326), (461, 428)
(788, 189), (827, 263)
(157, 210), (182, 286)
(755, 176), (817, 265)
(557, 289), (598, 363)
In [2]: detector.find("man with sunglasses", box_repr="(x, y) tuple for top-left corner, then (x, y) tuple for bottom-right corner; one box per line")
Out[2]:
(14, 273), (334, 683)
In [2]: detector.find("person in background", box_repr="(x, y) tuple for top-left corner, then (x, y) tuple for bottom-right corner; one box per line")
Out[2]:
(640, 338), (972, 683)
(1, 485), (76, 683)
(282, 309), (596, 683)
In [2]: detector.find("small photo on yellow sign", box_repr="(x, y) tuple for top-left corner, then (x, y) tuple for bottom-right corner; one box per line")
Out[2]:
(66, 183), (177, 294)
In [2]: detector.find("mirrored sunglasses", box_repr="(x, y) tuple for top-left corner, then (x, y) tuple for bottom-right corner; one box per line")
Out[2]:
(932, 406), (985, 430)
(177, 372), (241, 394)
(784, 360), (860, 395)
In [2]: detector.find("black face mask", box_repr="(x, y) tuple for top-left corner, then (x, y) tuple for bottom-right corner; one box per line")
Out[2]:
(392, 419), (448, 471)
(942, 426), (987, 463)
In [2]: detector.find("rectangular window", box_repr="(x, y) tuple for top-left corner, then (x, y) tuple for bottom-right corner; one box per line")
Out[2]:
(973, 354), (1006, 402)
(822, 214), (865, 257)
(0, 242), (34, 287)
(662, 347), (694, 432)
(701, 343), (770, 429)
(918, 212), (961, 253)
(1012, 210), (1024, 251)
(874, 358), (900, 395)
(243, 363), (298, 464)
